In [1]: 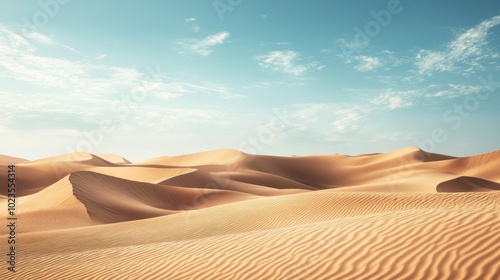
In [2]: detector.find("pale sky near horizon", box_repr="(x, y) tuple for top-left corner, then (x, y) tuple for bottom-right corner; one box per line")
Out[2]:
(0, 0), (499, 162)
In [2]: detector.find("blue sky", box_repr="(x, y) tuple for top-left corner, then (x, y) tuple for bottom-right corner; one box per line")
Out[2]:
(0, 0), (499, 161)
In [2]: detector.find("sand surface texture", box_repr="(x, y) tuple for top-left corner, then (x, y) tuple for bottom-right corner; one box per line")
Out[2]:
(1, 147), (499, 279)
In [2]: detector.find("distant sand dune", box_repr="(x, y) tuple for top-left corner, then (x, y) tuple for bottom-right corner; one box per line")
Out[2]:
(161, 169), (309, 195)
(437, 176), (500, 192)
(0, 147), (499, 279)
(0, 152), (116, 196)
(0, 155), (28, 164)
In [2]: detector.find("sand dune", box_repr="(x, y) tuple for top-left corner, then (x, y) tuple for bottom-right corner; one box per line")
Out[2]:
(69, 171), (257, 224)
(160, 169), (309, 195)
(16, 204), (500, 280)
(0, 152), (117, 196)
(96, 154), (131, 164)
(0, 155), (28, 164)
(437, 176), (500, 192)
(1, 147), (499, 279)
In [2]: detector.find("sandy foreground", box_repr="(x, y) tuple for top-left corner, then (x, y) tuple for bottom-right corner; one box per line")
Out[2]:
(0, 147), (499, 279)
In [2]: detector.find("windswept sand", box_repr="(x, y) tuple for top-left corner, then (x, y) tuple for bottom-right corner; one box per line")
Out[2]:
(1, 147), (499, 279)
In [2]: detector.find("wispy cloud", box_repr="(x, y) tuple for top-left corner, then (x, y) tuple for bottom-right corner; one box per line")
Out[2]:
(371, 89), (417, 109)
(415, 15), (500, 75)
(93, 54), (106, 60)
(177, 32), (230, 56)
(337, 16), (500, 75)
(336, 37), (369, 54)
(25, 32), (53, 45)
(283, 87), (426, 138)
(353, 55), (381, 72)
(425, 84), (487, 99)
(0, 25), (239, 99)
(0, 25), (241, 132)
(284, 103), (371, 138)
(135, 81), (244, 100)
(331, 106), (367, 133)
(256, 50), (318, 77)
(338, 49), (404, 72)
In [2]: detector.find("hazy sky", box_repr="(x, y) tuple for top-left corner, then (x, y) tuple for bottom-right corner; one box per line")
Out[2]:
(0, 0), (499, 161)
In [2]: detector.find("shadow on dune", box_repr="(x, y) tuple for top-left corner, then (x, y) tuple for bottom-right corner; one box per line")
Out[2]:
(437, 176), (500, 192)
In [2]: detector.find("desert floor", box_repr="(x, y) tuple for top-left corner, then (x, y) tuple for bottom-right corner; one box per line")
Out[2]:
(1, 147), (499, 279)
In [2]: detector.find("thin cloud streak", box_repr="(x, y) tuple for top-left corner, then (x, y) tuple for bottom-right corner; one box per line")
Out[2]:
(415, 15), (500, 75)
(256, 50), (318, 77)
(177, 32), (230, 56)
